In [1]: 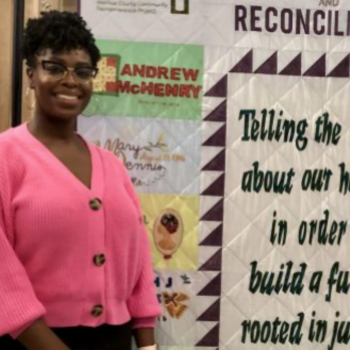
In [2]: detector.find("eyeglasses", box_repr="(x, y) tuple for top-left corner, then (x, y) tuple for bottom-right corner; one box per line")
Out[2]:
(41, 60), (99, 84)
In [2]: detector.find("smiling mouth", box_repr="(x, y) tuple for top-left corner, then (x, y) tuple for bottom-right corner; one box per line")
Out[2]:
(56, 94), (81, 101)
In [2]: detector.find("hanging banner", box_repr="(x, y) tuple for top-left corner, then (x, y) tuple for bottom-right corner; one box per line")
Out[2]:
(80, 1), (350, 349)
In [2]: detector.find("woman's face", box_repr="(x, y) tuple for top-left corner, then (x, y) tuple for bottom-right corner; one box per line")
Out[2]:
(27, 49), (95, 121)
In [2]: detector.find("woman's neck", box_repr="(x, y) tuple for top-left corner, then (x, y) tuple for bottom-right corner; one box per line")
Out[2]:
(28, 114), (77, 143)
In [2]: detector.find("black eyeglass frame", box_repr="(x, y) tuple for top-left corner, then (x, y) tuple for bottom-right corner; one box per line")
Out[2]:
(40, 60), (99, 83)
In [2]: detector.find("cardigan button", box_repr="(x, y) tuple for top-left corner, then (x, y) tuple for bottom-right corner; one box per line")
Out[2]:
(91, 305), (103, 317)
(93, 254), (106, 267)
(89, 198), (102, 211)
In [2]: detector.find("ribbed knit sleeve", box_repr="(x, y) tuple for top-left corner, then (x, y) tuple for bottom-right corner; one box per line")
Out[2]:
(0, 168), (46, 338)
(122, 167), (162, 328)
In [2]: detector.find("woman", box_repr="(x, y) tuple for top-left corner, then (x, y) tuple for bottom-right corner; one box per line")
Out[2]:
(0, 11), (161, 350)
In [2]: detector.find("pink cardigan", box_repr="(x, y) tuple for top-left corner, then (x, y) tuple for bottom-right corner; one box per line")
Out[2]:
(0, 124), (161, 337)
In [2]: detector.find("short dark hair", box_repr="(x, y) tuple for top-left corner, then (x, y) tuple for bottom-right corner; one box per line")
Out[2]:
(23, 11), (101, 67)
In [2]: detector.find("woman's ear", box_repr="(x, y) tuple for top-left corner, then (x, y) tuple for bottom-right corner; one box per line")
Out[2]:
(26, 67), (35, 89)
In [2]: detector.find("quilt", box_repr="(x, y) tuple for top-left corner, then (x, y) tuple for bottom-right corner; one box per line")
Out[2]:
(79, 1), (350, 349)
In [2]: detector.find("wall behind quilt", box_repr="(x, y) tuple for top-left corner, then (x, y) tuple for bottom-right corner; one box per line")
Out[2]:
(79, 1), (350, 349)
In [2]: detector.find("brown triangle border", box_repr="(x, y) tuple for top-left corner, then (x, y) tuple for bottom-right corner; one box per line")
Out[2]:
(205, 75), (227, 97)
(201, 50), (350, 79)
(204, 100), (227, 122)
(198, 273), (221, 296)
(202, 124), (226, 148)
(230, 50), (253, 73)
(304, 54), (326, 77)
(200, 224), (223, 247)
(196, 323), (220, 347)
(202, 149), (226, 171)
(197, 299), (220, 322)
(199, 89), (226, 349)
(328, 54), (350, 78)
(279, 53), (302, 76)
(199, 249), (222, 271)
(201, 174), (225, 197)
(255, 51), (277, 75)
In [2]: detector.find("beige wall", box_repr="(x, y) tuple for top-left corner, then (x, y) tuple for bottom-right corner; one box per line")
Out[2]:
(0, 0), (13, 132)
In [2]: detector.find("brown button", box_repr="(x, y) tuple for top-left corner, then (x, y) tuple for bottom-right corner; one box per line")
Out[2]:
(89, 198), (102, 211)
(91, 305), (103, 317)
(93, 254), (106, 267)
